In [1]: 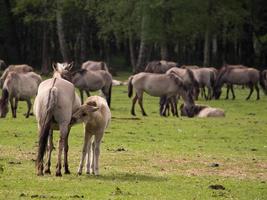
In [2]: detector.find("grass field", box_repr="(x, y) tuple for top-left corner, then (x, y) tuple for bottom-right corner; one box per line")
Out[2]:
(0, 72), (267, 199)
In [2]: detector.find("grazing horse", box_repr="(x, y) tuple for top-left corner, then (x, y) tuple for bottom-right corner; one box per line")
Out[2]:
(71, 69), (112, 106)
(144, 60), (179, 74)
(213, 67), (261, 100)
(180, 103), (225, 118)
(0, 64), (33, 88)
(190, 67), (216, 100)
(70, 96), (111, 176)
(128, 72), (194, 116)
(81, 60), (109, 72)
(34, 63), (81, 176)
(0, 71), (42, 118)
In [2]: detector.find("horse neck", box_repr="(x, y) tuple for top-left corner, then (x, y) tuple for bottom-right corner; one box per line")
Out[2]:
(215, 69), (227, 88)
(180, 89), (195, 106)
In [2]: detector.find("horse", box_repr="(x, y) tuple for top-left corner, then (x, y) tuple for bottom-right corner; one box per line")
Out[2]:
(144, 60), (179, 74)
(0, 59), (6, 70)
(213, 67), (261, 100)
(216, 64), (247, 99)
(158, 67), (199, 116)
(81, 60), (109, 72)
(70, 96), (111, 176)
(0, 64), (33, 88)
(0, 71), (42, 118)
(34, 62), (81, 176)
(190, 67), (216, 100)
(180, 65), (199, 69)
(180, 103), (225, 118)
(260, 69), (267, 94)
(71, 69), (112, 106)
(128, 72), (194, 116)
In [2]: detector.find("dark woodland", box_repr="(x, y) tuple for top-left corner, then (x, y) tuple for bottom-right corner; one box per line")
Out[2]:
(0, 0), (267, 73)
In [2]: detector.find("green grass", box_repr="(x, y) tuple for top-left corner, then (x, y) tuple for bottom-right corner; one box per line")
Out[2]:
(0, 72), (267, 199)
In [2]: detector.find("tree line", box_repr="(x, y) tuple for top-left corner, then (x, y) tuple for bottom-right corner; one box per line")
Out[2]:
(0, 0), (267, 74)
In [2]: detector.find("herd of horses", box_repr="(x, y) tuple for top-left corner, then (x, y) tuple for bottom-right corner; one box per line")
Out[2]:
(0, 59), (267, 176)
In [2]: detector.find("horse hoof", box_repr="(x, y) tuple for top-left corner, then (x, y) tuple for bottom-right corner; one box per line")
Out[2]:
(37, 171), (44, 176)
(55, 172), (62, 177)
(64, 170), (71, 174)
(44, 169), (51, 174)
(77, 172), (82, 176)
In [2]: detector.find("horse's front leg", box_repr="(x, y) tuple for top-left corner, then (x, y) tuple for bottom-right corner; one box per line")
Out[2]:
(225, 85), (230, 99)
(255, 84), (260, 100)
(79, 89), (84, 104)
(25, 98), (32, 118)
(10, 98), (16, 118)
(246, 84), (254, 100)
(45, 130), (54, 174)
(85, 136), (93, 174)
(230, 85), (235, 100)
(170, 97), (178, 117)
(77, 132), (90, 175)
(92, 135), (103, 176)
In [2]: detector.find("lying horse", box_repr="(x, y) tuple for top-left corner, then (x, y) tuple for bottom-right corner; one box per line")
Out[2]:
(81, 60), (109, 72)
(0, 71), (42, 118)
(71, 96), (111, 176)
(213, 66), (261, 100)
(144, 60), (179, 74)
(0, 64), (33, 88)
(180, 103), (225, 118)
(128, 72), (194, 116)
(34, 62), (81, 176)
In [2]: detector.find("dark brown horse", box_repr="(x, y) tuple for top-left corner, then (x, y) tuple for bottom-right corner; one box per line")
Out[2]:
(144, 60), (179, 74)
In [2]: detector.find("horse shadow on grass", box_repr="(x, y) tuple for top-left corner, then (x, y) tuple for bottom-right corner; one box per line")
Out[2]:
(85, 172), (167, 182)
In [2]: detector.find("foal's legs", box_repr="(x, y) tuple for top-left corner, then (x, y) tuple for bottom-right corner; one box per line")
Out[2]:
(92, 133), (103, 175)
(246, 83), (254, 100)
(25, 98), (32, 118)
(77, 132), (90, 175)
(131, 94), (138, 116)
(44, 130), (53, 174)
(55, 123), (69, 176)
(85, 136), (93, 174)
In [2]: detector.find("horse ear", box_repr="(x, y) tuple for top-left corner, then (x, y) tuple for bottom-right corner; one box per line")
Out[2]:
(86, 101), (99, 112)
(68, 62), (74, 71)
(52, 62), (57, 71)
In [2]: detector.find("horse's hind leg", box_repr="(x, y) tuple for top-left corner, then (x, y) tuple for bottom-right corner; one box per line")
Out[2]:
(25, 99), (32, 118)
(137, 92), (147, 116)
(45, 130), (53, 174)
(92, 134), (103, 175)
(55, 124), (69, 176)
(63, 128), (71, 174)
(85, 135), (93, 174)
(131, 94), (138, 116)
(246, 83), (254, 100)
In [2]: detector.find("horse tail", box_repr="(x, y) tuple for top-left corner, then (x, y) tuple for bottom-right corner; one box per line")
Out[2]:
(36, 86), (58, 170)
(107, 83), (112, 107)
(0, 88), (9, 117)
(259, 70), (267, 95)
(210, 71), (216, 88)
(128, 76), (134, 98)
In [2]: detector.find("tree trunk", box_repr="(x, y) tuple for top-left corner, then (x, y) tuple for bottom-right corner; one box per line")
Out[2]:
(41, 24), (50, 75)
(80, 16), (87, 63)
(211, 34), (217, 66)
(160, 41), (168, 60)
(56, 2), (69, 62)
(129, 32), (136, 70)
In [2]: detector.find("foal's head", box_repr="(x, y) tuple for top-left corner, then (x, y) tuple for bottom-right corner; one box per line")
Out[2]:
(53, 62), (73, 82)
(70, 100), (99, 125)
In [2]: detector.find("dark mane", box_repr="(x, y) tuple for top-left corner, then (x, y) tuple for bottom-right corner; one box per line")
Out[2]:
(72, 69), (87, 75)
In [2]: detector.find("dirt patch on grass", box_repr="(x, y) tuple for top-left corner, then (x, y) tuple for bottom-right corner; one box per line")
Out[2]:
(153, 157), (267, 181)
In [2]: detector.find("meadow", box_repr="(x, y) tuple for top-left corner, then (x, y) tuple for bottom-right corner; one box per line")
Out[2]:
(0, 72), (267, 200)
